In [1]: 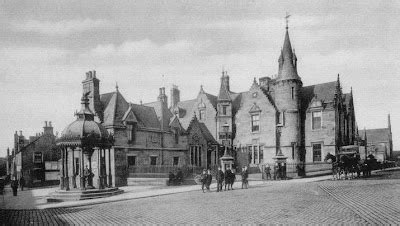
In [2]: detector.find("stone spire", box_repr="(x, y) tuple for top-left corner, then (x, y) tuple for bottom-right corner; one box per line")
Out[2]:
(276, 18), (300, 82)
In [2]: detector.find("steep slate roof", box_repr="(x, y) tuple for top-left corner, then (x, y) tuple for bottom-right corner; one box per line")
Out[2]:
(204, 93), (217, 109)
(144, 101), (174, 130)
(129, 103), (160, 129)
(360, 128), (390, 143)
(301, 81), (337, 110)
(100, 91), (130, 127)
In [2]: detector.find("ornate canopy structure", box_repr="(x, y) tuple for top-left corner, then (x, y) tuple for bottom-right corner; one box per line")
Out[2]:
(57, 92), (114, 190)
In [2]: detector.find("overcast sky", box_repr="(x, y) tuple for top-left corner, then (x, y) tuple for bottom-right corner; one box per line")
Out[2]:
(0, 0), (399, 157)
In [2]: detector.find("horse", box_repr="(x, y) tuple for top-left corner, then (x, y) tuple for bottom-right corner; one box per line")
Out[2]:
(224, 169), (235, 190)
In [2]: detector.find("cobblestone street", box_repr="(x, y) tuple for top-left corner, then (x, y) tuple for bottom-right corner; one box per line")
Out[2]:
(1, 170), (400, 225)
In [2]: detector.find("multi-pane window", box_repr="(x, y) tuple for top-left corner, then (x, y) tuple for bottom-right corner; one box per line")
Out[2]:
(128, 156), (136, 167)
(312, 143), (322, 162)
(248, 145), (263, 164)
(312, 111), (322, 130)
(150, 156), (157, 165)
(251, 114), (260, 132)
(190, 145), (202, 166)
(33, 152), (42, 163)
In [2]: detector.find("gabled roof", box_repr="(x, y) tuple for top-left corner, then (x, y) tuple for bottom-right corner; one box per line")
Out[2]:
(101, 91), (130, 127)
(360, 128), (391, 144)
(187, 115), (217, 144)
(301, 81), (337, 111)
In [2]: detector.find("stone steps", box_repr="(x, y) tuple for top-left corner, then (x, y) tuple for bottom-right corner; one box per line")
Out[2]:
(47, 187), (123, 202)
(127, 178), (169, 186)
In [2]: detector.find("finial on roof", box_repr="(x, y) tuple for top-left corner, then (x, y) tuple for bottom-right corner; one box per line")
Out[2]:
(253, 77), (257, 85)
(116, 82), (119, 92)
(200, 85), (204, 93)
(285, 12), (291, 30)
(140, 100), (142, 105)
(350, 86), (353, 94)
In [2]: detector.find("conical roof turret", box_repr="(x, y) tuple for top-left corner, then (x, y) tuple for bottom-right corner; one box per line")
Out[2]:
(276, 27), (301, 82)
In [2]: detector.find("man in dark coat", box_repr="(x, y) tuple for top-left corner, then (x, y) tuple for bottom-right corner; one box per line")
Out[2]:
(205, 169), (213, 191)
(11, 176), (19, 196)
(19, 175), (25, 191)
(216, 167), (224, 192)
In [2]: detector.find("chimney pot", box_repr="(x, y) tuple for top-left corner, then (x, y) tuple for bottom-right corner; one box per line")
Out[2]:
(49, 121), (52, 127)
(19, 130), (22, 136)
(93, 70), (96, 78)
(45, 121), (48, 127)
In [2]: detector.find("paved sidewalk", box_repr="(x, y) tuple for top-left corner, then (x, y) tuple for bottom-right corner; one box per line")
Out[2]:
(1, 174), (333, 210)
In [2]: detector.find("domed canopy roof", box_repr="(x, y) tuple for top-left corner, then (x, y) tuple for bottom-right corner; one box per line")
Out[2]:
(57, 91), (113, 148)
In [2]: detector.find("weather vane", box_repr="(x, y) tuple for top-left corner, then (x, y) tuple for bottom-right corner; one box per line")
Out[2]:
(285, 12), (291, 29)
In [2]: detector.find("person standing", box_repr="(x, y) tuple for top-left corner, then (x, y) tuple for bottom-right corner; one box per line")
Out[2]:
(206, 169), (213, 192)
(273, 163), (278, 180)
(19, 175), (25, 191)
(11, 177), (19, 196)
(200, 169), (207, 193)
(216, 167), (224, 192)
(241, 167), (248, 189)
(265, 164), (271, 180)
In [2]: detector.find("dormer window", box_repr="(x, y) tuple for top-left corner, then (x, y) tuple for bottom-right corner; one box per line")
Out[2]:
(127, 124), (136, 144)
(199, 109), (205, 120)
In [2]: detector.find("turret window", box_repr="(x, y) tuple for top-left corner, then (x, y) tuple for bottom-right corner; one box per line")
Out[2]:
(251, 114), (260, 132)
(222, 106), (227, 115)
(291, 87), (294, 100)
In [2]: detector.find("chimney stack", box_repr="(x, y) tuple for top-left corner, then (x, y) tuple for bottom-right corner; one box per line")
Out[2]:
(44, 120), (54, 135)
(170, 85), (180, 108)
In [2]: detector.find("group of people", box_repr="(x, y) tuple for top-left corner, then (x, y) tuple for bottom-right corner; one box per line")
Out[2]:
(201, 166), (250, 192)
(262, 163), (286, 180)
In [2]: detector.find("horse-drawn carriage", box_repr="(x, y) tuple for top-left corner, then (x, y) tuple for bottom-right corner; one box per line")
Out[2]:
(325, 145), (372, 180)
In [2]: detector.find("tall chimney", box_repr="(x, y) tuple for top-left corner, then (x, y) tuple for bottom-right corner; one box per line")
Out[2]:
(170, 85), (180, 108)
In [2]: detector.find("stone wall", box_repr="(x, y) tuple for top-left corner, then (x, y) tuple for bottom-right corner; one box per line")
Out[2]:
(233, 85), (277, 166)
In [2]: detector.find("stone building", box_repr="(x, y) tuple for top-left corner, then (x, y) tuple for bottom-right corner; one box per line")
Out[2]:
(359, 114), (393, 161)
(171, 25), (357, 172)
(6, 122), (60, 187)
(81, 71), (188, 186)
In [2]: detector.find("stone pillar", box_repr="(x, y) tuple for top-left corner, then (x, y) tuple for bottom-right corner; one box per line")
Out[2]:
(72, 147), (77, 188)
(80, 149), (85, 190)
(108, 148), (112, 187)
(65, 148), (70, 191)
(102, 149), (107, 188)
(97, 148), (104, 189)
(60, 147), (65, 190)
